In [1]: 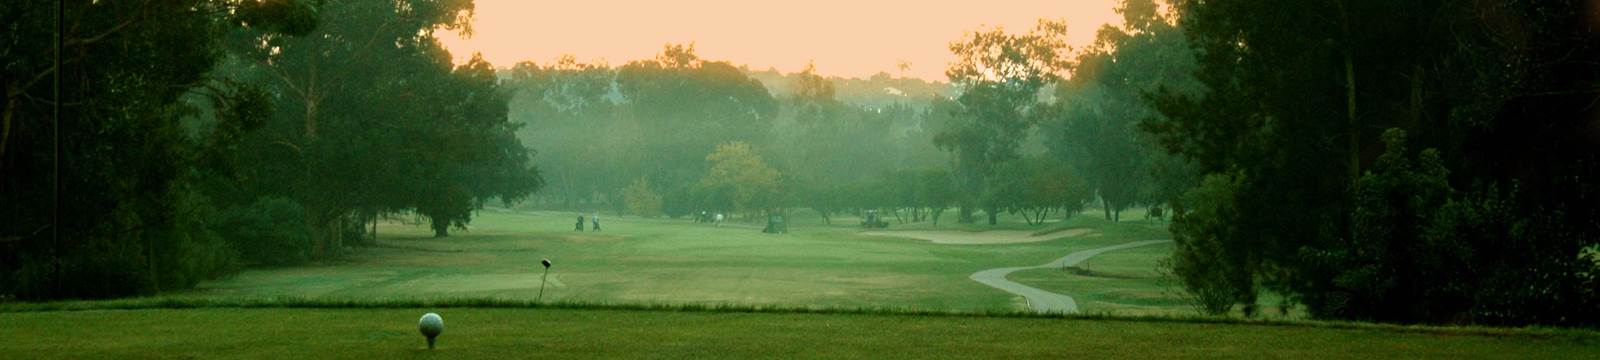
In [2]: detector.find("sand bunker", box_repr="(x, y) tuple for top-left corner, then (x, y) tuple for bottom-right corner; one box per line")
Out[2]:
(861, 228), (1095, 245)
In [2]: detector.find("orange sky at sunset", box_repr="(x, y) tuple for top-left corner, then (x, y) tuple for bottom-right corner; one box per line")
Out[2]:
(438, 0), (1123, 81)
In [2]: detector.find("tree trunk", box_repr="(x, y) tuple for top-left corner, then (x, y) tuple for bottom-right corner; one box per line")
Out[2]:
(1103, 203), (1112, 221)
(1343, 17), (1359, 182)
(306, 213), (345, 261)
(431, 217), (450, 238)
(306, 207), (324, 260)
(959, 206), (974, 223)
(1, 87), (16, 163)
(370, 212), (379, 244)
(331, 215), (344, 256)
(986, 206), (998, 225)
(148, 228), (159, 291)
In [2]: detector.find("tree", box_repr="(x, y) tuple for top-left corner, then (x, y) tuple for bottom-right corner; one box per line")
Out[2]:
(701, 142), (780, 217)
(505, 56), (617, 207)
(1, 0), (317, 299)
(617, 44), (778, 212)
(1044, 0), (1199, 222)
(913, 168), (959, 226)
(1166, 170), (1252, 315)
(622, 177), (663, 218)
(404, 56), (544, 237)
(227, 0), (541, 241)
(937, 19), (1072, 225)
(1309, 129), (1456, 322)
(988, 157), (1093, 225)
(1150, 0), (1600, 325)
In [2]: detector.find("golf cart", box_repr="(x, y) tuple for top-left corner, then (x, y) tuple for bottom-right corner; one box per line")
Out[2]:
(861, 210), (889, 229)
(763, 212), (788, 234)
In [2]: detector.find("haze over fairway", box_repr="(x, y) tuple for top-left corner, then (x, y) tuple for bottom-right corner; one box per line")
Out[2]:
(6, 4), (1598, 358)
(438, 0), (1123, 80)
(185, 209), (1184, 314)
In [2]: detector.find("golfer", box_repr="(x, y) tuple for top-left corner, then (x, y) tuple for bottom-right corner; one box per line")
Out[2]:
(591, 213), (601, 231)
(575, 215), (585, 231)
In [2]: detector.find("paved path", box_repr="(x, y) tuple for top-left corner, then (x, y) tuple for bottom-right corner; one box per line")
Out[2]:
(969, 240), (1172, 314)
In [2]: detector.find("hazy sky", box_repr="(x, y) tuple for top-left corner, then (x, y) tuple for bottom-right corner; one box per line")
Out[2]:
(438, 0), (1123, 81)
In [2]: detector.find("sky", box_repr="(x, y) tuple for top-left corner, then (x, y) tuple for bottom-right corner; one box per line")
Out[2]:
(437, 0), (1123, 81)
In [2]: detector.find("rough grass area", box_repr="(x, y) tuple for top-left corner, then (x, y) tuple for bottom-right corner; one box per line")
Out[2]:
(2, 305), (1595, 359)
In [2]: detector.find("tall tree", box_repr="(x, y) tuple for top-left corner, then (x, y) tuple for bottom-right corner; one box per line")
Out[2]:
(937, 19), (1073, 225)
(615, 44), (778, 213)
(505, 56), (616, 207)
(1150, 0), (1600, 325)
(228, 0), (539, 242)
(1, 0), (317, 299)
(404, 56), (543, 237)
(701, 141), (781, 217)
(1044, 0), (1200, 222)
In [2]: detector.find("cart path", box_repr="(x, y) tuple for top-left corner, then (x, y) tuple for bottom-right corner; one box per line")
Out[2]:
(969, 240), (1172, 314)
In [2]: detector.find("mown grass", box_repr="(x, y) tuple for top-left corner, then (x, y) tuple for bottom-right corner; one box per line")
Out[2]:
(2, 296), (1592, 337)
(17, 207), (1584, 357)
(181, 208), (1163, 312)
(2, 301), (1595, 359)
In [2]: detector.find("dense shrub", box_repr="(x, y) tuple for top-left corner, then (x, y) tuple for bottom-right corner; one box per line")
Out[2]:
(215, 197), (312, 266)
(623, 177), (664, 217)
(1168, 171), (1255, 315)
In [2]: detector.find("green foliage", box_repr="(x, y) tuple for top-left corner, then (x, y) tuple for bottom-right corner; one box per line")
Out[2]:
(215, 197), (312, 266)
(937, 20), (1073, 225)
(616, 44), (779, 193)
(505, 56), (619, 207)
(406, 56), (544, 237)
(227, 0), (541, 240)
(1043, 0), (1199, 222)
(1167, 171), (1253, 315)
(987, 157), (1093, 225)
(0, 0), (313, 299)
(912, 168), (958, 225)
(701, 142), (781, 213)
(1301, 130), (1455, 321)
(623, 177), (664, 218)
(1150, 0), (1600, 326)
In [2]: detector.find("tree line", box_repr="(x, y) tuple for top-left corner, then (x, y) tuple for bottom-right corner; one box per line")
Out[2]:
(6, 0), (1592, 329)
(509, 44), (1131, 227)
(1, 0), (540, 299)
(1137, 0), (1598, 326)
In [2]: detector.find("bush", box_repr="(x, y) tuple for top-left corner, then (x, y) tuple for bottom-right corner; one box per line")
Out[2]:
(215, 197), (312, 266)
(154, 193), (240, 289)
(4, 191), (240, 300)
(1304, 129), (1456, 322)
(1168, 170), (1256, 315)
(623, 177), (664, 217)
